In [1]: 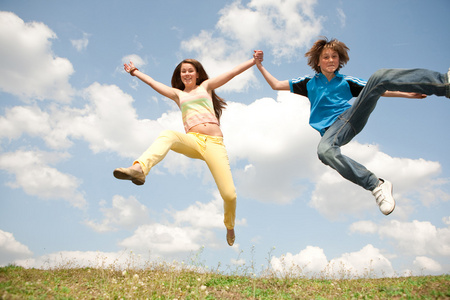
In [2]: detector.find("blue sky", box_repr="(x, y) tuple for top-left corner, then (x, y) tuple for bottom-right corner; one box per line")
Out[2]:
(1, 0), (449, 277)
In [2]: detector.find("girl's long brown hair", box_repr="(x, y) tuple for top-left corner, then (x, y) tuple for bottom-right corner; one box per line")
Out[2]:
(171, 59), (227, 121)
(305, 37), (350, 73)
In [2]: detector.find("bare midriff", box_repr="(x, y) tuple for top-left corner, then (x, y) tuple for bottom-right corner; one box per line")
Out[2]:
(188, 122), (223, 137)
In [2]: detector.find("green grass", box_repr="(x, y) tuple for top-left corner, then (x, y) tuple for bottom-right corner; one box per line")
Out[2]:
(1, 263), (449, 299)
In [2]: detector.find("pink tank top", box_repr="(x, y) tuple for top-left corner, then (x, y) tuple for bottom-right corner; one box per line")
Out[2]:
(179, 86), (219, 132)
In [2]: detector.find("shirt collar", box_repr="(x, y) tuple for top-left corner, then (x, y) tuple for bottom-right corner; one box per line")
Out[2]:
(315, 71), (343, 79)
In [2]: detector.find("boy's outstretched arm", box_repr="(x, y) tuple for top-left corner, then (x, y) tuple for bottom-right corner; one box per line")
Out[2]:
(382, 91), (427, 99)
(254, 50), (290, 91)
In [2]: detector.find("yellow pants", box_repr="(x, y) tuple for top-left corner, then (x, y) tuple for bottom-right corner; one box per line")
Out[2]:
(135, 130), (236, 229)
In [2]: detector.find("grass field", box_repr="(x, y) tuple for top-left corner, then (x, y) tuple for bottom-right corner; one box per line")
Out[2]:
(1, 261), (449, 299)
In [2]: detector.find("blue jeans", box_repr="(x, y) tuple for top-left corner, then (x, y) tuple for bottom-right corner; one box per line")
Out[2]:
(317, 68), (449, 191)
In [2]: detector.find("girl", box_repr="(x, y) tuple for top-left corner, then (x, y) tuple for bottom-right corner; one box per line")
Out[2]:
(114, 55), (259, 246)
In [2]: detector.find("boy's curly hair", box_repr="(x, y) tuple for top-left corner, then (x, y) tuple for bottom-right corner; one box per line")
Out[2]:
(305, 37), (350, 73)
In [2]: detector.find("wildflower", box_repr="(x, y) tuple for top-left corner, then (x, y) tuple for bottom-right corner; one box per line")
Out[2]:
(200, 285), (206, 291)
(122, 270), (127, 276)
(133, 274), (139, 280)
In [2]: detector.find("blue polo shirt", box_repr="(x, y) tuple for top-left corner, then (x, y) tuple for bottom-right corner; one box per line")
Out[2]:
(289, 72), (366, 135)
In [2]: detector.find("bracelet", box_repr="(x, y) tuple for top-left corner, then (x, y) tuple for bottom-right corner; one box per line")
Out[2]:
(129, 67), (139, 76)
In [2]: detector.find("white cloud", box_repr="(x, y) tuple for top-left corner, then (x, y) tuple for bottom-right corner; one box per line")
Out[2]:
(0, 82), (181, 157)
(349, 220), (378, 234)
(172, 192), (247, 229)
(443, 216), (450, 225)
(121, 54), (146, 68)
(0, 105), (52, 142)
(217, 0), (323, 61)
(70, 32), (90, 52)
(325, 244), (395, 278)
(172, 196), (226, 229)
(0, 230), (33, 267)
(0, 11), (74, 102)
(271, 246), (328, 277)
(413, 256), (442, 274)
(271, 244), (394, 279)
(116, 193), (247, 256)
(85, 195), (151, 232)
(336, 8), (346, 28)
(222, 92), (319, 203)
(14, 250), (152, 270)
(350, 219), (450, 257)
(119, 223), (205, 255)
(83, 83), (181, 157)
(378, 220), (450, 256)
(0, 150), (86, 208)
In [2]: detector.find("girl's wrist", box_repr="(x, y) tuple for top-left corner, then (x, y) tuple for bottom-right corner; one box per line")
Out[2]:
(129, 67), (139, 76)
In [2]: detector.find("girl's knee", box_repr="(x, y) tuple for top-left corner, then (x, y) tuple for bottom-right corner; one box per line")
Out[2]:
(221, 188), (237, 203)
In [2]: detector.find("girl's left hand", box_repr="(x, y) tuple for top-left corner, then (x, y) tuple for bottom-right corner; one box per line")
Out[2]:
(124, 61), (136, 73)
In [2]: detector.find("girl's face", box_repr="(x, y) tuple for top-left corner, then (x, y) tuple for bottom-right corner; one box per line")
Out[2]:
(318, 48), (339, 75)
(180, 63), (199, 87)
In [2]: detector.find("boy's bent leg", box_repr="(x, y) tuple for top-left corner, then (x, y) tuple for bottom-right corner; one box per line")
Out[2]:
(318, 119), (395, 214)
(346, 68), (449, 135)
(317, 118), (379, 191)
(373, 68), (449, 97)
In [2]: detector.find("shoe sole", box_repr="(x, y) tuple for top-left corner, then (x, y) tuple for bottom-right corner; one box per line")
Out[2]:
(384, 202), (395, 215)
(113, 169), (145, 186)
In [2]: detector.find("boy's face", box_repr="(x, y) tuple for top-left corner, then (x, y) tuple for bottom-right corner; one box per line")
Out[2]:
(318, 48), (339, 74)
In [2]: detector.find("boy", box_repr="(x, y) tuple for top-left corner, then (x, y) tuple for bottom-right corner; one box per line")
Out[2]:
(254, 38), (450, 215)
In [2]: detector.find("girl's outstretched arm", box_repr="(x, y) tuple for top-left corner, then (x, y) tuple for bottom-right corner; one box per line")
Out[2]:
(254, 50), (290, 91)
(202, 57), (257, 91)
(124, 61), (180, 103)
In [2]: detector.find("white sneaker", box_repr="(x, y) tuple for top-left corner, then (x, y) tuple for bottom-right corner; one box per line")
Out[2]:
(371, 178), (395, 215)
